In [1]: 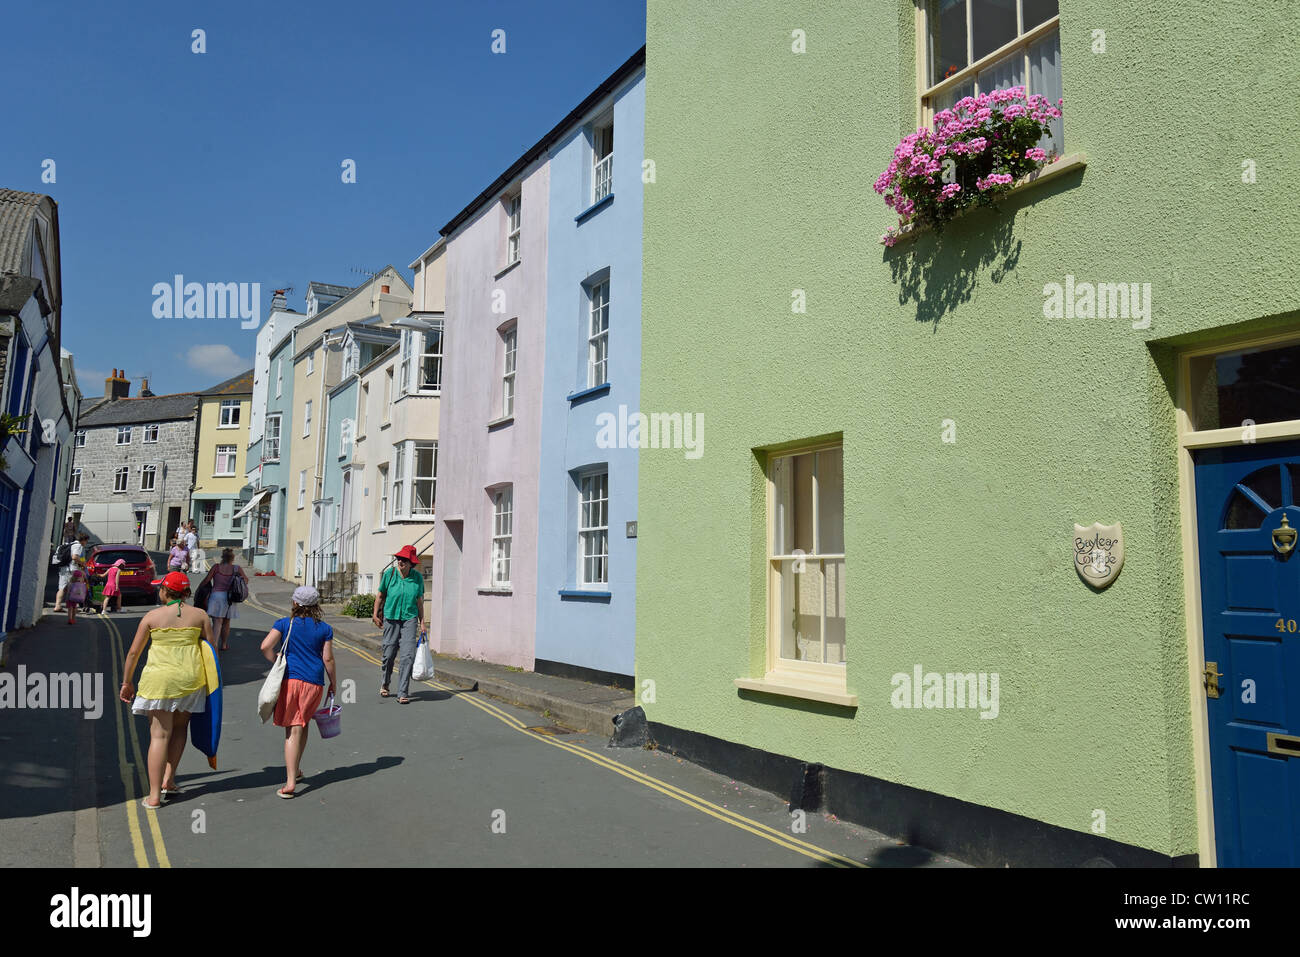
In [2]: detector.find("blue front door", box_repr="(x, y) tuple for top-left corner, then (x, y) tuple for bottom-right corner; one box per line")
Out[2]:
(1195, 440), (1300, 865)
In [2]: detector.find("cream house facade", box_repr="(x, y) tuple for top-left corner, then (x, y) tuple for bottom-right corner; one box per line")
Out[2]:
(348, 239), (446, 616)
(281, 267), (412, 582)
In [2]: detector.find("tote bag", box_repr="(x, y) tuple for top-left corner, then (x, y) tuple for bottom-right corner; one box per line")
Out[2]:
(257, 619), (292, 723)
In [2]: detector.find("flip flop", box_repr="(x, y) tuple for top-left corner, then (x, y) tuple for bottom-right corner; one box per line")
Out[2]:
(162, 786), (182, 796)
(276, 788), (295, 799)
(296, 771), (304, 782)
(399, 697), (411, 705)
(141, 799), (162, 810)
(380, 687), (390, 697)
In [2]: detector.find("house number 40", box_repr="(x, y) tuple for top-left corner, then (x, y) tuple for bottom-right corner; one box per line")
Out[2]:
(1275, 619), (1297, 633)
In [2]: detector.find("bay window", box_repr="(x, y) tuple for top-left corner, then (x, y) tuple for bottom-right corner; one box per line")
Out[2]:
(389, 440), (437, 518)
(265, 414), (281, 462)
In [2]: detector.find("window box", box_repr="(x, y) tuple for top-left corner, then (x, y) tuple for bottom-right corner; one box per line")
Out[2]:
(876, 86), (1064, 244)
(884, 151), (1085, 246)
(559, 589), (611, 601)
(574, 193), (614, 224)
(566, 382), (611, 404)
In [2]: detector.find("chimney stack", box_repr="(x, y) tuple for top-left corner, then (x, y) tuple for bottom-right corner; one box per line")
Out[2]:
(105, 369), (131, 400)
(271, 289), (288, 311)
(139, 377), (155, 398)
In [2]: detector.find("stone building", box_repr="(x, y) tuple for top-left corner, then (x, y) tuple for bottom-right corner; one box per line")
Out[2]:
(70, 373), (198, 550)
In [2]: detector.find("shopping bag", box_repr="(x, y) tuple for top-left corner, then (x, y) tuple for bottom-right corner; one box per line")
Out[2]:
(412, 631), (435, 682)
(257, 619), (292, 723)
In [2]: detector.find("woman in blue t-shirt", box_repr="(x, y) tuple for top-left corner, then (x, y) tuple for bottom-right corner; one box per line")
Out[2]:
(259, 585), (337, 799)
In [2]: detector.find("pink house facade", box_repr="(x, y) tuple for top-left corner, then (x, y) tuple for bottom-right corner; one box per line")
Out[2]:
(429, 154), (550, 668)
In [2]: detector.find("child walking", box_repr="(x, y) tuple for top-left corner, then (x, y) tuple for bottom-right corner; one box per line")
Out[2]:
(101, 558), (126, 614)
(66, 560), (89, 624)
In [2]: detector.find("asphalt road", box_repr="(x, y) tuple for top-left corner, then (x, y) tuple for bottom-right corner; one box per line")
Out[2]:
(1, 587), (964, 868)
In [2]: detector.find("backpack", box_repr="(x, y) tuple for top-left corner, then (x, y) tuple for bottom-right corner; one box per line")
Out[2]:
(227, 568), (247, 603)
(54, 542), (73, 566)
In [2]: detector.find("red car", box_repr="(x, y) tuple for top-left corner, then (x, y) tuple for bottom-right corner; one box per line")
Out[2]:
(86, 544), (158, 602)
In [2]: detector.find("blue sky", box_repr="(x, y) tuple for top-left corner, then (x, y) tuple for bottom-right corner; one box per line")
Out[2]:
(1, 0), (646, 398)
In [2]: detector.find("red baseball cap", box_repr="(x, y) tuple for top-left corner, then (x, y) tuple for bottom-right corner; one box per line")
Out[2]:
(152, 571), (189, 591)
(393, 545), (420, 564)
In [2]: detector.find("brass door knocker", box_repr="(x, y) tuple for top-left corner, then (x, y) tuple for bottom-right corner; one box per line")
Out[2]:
(1274, 514), (1297, 556)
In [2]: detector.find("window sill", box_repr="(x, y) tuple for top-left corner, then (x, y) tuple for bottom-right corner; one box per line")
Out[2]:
(478, 586), (513, 595)
(733, 676), (858, 708)
(887, 151), (1087, 247)
(558, 588), (611, 602)
(487, 415), (514, 430)
(574, 193), (614, 223)
(216, 424), (240, 430)
(566, 382), (610, 404)
(372, 526), (388, 534)
(494, 260), (522, 280)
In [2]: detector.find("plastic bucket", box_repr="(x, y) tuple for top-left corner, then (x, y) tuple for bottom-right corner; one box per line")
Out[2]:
(313, 694), (342, 739)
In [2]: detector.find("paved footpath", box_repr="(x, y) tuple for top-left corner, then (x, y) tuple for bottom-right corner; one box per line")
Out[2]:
(0, 578), (965, 868)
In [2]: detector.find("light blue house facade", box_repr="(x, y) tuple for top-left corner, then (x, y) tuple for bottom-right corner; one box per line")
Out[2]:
(253, 332), (297, 572)
(533, 50), (645, 684)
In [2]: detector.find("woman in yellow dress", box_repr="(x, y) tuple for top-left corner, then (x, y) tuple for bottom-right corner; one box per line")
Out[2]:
(119, 571), (214, 810)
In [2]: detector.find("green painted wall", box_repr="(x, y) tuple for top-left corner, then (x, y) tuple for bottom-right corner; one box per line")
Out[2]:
(638, 0), (1300, 856)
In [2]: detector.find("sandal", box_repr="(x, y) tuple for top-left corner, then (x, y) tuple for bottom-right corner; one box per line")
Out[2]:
(380, 687), (390, 697)
(141, 798), (162, 810)
(398, 697), (411, 705)
(276, 787), (295, 799)
(162, 785), (182, 796)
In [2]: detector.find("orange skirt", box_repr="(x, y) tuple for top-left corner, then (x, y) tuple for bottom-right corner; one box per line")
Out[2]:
(274, 679), (324, 727)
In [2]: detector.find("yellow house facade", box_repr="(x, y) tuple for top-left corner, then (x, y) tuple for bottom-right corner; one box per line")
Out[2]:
(191, 370), (253, 548)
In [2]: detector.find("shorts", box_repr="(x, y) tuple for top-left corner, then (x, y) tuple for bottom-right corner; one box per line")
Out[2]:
(274, 679), (324, 728)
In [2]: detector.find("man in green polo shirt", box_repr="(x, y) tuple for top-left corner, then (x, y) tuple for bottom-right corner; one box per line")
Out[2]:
(372, 546), (425, 704)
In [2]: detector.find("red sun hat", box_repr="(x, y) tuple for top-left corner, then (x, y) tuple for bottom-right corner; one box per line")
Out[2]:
(152, 571), (189, 591)
(393, 545), (420, 564)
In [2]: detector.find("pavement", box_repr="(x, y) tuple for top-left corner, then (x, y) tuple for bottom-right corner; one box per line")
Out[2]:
(249, 575), (636, 738)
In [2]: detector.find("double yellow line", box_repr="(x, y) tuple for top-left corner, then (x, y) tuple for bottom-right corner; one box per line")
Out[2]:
(312, 623), (864, 868)
(101, 612), (171, 868)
